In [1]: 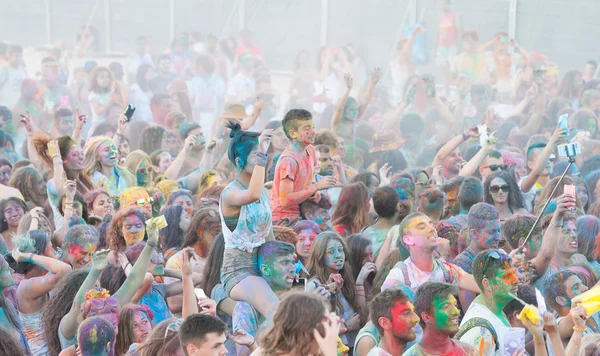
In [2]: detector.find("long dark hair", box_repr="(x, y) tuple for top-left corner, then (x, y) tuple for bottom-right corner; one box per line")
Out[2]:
(226, 121), (259, 169)
(347, 234), (372, 282)
(202, 233), (225, 298)
(182, 208), (221, 257)
(483, 171), (525, 212)
(7, 230), (50, 275)
(42, 268), (90, 356)
(0, 255), (24, 337)
(160, 205), (186, 253)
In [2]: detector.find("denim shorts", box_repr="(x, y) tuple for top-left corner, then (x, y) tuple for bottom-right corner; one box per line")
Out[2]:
(221, 248), (259, 295)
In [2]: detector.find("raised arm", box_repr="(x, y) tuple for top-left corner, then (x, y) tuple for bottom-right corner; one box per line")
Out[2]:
(111, 113), (128, 152)
(357, 68), (381, 119)
(222, 130), (273, 207)
(21, 111), (44, 171)
(72, 109), (87, 144)
(180, 247), (198, 319)
(48, 140), (66, 194)
(240, 98), (265, 131)
(399, 25), (425, 60)
(528, 194), (575, 278)
(164, 134), (198, 180)
(432, 127), (478, 167)
(60, 249), (110, 340)
(278, 176), (336, 209)
(423, 75), (454, 126)
(15, 249), (72, 300)
(330, 73), (353, 130)
(113, 223), (159, 306)
(521, 128), (563, 193)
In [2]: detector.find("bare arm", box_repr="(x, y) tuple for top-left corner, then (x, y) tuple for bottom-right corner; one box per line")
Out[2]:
(18, 253), (72, 300)
(521, 128), (562, 193)
(180, 248), (198, 319)
(459, 144), (490, 177)
(240, 98), (264, 131)
(164, 135), (196, 180)
(277, 177), (334, 209)
(457, 273), (481, 293)
(113, 225), (159, 306)
(529, 195), (574, 278)
(399, 25), (424, 60)
(222, 130), (273, 207)
(357, 68), (381, 119)
(60, 250), (110, 342)
(382, 102), (407, 130)
(330, 73), (353, 130)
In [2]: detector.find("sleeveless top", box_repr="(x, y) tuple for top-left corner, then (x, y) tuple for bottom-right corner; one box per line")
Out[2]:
(219, 180), (273, 252)
(20, 309), (48, 355)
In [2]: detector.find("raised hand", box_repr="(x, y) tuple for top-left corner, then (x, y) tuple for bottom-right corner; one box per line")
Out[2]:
(91, 249), (111, 271)
(316, 176), (337, 190)
(75, 109), (87, 132)
(343, 73), (353, 89)
(146, 222), (159, 246)
(370, 67), (382, 85)
(63, 179), (77, 201)
(181, 247), (196, 276)
(253, 97), (266, 114)
(379, 163), (392, 186)
(228, 329), (255, 347)
(554, 194), (576, 219)
(313, 312), (341, 356)
(198, 298), (217, 316)
(48, 139), (60, 158)
(117, 113), (129, 134)
(356, 262), (376, 285)
(19, 110), (34, 134)
(422, 75), (436, 98)
(258, 129), (274, 154)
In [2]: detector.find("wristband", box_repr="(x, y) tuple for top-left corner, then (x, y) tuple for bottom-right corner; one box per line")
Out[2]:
(551, 219), (562, 228)
(147, 241), (158, 248)
(461, 132), (469, 142)
(573, 326), (586, 333)
(51, 153), (61, 159)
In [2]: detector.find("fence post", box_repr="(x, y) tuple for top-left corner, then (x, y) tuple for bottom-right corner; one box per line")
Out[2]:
(320, 0), (328, 46)
(44, 0), (53, 46)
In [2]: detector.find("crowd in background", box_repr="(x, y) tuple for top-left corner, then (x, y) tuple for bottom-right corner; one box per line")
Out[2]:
(1, 2), (600, 355)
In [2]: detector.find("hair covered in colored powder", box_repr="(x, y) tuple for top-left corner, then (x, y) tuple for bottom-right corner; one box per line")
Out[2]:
(78, 316), (116, 356)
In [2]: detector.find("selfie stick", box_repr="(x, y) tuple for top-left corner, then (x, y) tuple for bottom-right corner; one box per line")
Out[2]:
(517, 147), (577, 253)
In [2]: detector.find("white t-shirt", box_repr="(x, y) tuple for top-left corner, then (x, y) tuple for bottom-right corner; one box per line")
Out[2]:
(366, 346), (393, 356)
(381, 257), (464, 293)
(458, 300), (510, 356)
(518, 176), (542, 212)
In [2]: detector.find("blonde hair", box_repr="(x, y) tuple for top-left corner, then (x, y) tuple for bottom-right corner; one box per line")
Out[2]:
(83, 136), (136, 188)
(156, 179), (180, 201)
(124, 150), (152, 180)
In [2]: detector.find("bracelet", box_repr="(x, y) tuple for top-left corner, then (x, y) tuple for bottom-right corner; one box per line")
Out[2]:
(573, 326), (586, 333)
(51, 153), (61, 159)
(53, 159), (63, 166)
(462, 132), (469, 142)
(551, 219), (562, 228)
(147, 241), (158, 248)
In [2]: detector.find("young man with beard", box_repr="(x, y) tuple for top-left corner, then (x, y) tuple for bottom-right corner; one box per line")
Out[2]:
(232, 241), (296, 355)
(271, 109), (336, 227)
(530, 194), (577, 295)
(431, 128), (478, 181)
(389, 175), (415, 225)
(457, 249), (520, 355)
(405, 282), (474, 355)
(441, 176), (465, 219)
(365, 287), (420, 356)
(477, 150), (505, 184)
(380, 212), (480, 295)
(519, 128), (565, 211)
(454, 203), (502, 274)
(544, 270), (597, 343)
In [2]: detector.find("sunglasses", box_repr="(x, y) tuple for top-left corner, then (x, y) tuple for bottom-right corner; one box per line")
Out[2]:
(482, 164), (506, 172)
(136, 197), (155, 207)
(489, 184), (509, 193)
(164, 318), (184, 339)
(87, 297), (119, 312)
(138, 166), (152, 174)
(481, 250), (501, 279)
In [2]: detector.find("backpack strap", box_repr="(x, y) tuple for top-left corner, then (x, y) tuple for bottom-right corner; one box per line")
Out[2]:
(454, 317), (500, 352)
(396, 261), (411, 288)
(434, 258), (453, 284)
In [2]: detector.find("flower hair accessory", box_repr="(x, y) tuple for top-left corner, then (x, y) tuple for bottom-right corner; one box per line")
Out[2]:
(85, 287), (110, 301)
(141, 304), (155, 321)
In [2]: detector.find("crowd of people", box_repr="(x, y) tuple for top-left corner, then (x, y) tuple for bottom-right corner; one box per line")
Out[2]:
(1, 2), (600, 355)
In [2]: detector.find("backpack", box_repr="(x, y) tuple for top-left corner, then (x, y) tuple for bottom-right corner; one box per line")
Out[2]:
(454, 317), (500, 352)
(396, 258), (453, 286)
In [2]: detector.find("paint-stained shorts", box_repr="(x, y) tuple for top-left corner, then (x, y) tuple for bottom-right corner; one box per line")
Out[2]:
(221, 247), (259, 296)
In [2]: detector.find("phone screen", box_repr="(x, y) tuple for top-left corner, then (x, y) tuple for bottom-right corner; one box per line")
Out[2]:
(564, 184), (576, 198)
(293, 278), (307, 291)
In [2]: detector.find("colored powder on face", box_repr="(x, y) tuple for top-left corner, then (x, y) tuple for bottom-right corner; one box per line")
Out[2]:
(432, 295), (450, 329)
